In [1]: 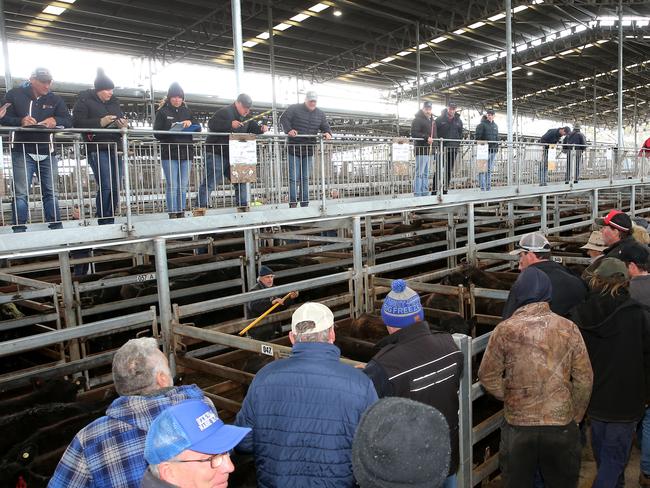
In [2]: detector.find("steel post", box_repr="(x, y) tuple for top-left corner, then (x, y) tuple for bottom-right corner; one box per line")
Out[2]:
(320, 136), (327, 211)
(0, 0), (12, 90)
(541, 194), (548, 233)
(505, 0), (514, 186)
(416, 21), (421, 106)
(244, 228), (257, 290)
(59, 251), (82, 363)
(231, 0), (244, 94)
(154, 238), (175, 375)
(467, 203), (476, 264)
(351, 216), (363, 318)
(121, 131), (133, 232)
(454, 333), (473, 488)
(617, 1), (624, 150)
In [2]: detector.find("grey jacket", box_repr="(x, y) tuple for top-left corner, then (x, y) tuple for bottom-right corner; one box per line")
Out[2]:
(631, 275), (650, 307)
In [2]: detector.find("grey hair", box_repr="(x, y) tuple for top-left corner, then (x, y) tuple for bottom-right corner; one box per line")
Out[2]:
(112, 337), (170, 396)
(293, 321), (332, 343)
(148, 456), (178, 480)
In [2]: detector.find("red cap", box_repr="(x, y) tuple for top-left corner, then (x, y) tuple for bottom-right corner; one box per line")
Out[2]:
(595, 210), (632, 232)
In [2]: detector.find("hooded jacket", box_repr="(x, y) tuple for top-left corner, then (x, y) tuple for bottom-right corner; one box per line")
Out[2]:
(204, 103), (263, 159)
(410, 109), (436, 150)
(475, 115), (499, 151)
(603, 234), (638, 260)
(479, 302), (593, 427)
(529, 260), (588, 317)
(1, 83), (72, 154)
(563, 129), (587, 152)
(153, 101), (196, 160)
(631, 274), (650, 307)
(48, 385), (212, 488)
(569, 290), (650, 421)
(435, 108), (463, 146)
(235, 342), (378, 488)
(363, 321), (463, 476)
(72, 89), (124, 144)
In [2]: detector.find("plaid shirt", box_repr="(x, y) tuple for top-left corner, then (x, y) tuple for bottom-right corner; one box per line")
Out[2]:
(48, 385), (211, 488)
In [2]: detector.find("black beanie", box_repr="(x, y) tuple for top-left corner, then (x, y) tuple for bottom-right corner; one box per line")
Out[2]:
(94, 68), (114, 91)
(352, 397), (451, 488)
(167, 82), (184, 99)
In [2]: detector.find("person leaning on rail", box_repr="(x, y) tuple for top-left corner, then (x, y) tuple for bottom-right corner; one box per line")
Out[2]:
(538, 125), (569, 186)
(0, 67), (72, 232)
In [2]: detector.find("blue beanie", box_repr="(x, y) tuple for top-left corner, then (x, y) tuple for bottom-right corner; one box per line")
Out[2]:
(381, 279), (424, 328)
(258, 265), (274, 277)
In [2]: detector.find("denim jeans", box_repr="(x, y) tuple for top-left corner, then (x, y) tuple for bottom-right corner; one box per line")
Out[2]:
(441, 473), (457, 488)
(88, 147), (123, 224)
(641, 407), (650, 475)
(414, 154), (431, 196)
(565, 149), (583, 182)
(161, 159), (190, 213)
(288, 153), (313, 206)
(11, 150), (60, 225)
(443, 146), (458, 190)
(478, 150), (497, 191)
(540, 147), (549, 186)
(198, 152), (247, 207)
(591, 419), (636, 488)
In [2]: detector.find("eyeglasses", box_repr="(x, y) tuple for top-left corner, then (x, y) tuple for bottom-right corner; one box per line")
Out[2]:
(170, 452), (229, 469)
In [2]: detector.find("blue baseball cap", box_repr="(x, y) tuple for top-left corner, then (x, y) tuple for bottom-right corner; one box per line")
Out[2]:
(144, 400), (251, 465)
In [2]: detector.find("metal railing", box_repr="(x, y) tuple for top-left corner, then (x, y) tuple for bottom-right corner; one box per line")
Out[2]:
(1, 127), (647, 231)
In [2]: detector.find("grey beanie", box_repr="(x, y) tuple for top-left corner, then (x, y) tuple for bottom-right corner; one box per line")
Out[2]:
(352, 397), (451, 488)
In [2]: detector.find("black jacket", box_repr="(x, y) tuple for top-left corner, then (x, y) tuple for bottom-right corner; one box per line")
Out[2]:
(363, 321), (463, 476)
(279, 103), (332, 154)
(564, 130), (587, 152)
(72, 89), (124, 144)
(540, 128), (564, 145)
(569, 291), (650, 421)
(1, 83), (71, 154)
(435, 109), (463, 146)
(246, 281), (295, 340)
(205, 103), (263, 159)
(475, 115), (499, 151)
(153, 102), (196, 160)
(140, 469), (176, 488)
(529, 260), (588, 317)
(410, 110), (436, 149)
(604, 235), (638, 260)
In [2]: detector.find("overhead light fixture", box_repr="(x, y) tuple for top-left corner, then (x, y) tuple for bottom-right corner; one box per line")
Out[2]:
(366, 62), (380, 68)
(493, 71), (505, 76)
(333, 10), (342, 17)
(431, 36), (447, 43)
(381, 56), (395, 63)
(43, 5), (66, 15)
(308, 3), (329, 12)
(512, 66), (522, 71)
(453, 28), (466, 35)
(512, 5), (528, 13)
(291, 13), (310, 22)
(397, 51), (411, 56)
(527, 71), (533, 76)
(488, 13), (506, 21)
(58, 0), (76, 3)
(542, 55), (556, 61)
(478, 77), (489, 81)
(560, 49), (574, 55)
(418, 43), (428, 49)
(274, 23), (291, 31)
(256, 31), (270, 39)
(243, 40), (258, 47)
(526, 60), (539, 66)
(468, 21), (486, 29)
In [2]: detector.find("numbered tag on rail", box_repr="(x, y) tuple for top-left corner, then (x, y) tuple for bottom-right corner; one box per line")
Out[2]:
(261, 344), (274, 356)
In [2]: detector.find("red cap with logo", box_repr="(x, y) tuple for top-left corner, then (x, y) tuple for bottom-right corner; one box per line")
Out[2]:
(595, 210), (632, 232)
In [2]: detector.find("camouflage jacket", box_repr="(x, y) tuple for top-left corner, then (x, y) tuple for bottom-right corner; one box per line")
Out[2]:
(478, 302), (593, 426)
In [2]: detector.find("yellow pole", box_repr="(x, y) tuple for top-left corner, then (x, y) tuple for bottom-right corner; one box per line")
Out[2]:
(238, 292), (294, 336)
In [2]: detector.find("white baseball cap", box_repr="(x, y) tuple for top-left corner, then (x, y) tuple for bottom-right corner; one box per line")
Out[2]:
(509, 232), (551, 255)
(291, 302), (334, 334)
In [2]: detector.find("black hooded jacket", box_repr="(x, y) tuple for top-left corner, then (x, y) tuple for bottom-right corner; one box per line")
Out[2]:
(529, 260), (588, 317)
(564, 130), (587, 152)
(410, 110), (436, 149)
(204, 104), (263, 159)
(475, 115), (499, 151)
(153, 102), (196, 160)
(73, 89), (124, 144)
(569, 291), (650, 421)
(603, 235), (638, 260)
(435, 109), (463, 146)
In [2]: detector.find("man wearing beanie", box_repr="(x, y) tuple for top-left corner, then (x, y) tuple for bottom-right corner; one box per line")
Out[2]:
(199, 94), (268, 210)
(235, 302), (377, 488)
(73, 68), (128, 224)
(363, 279), (463, 488)
(352, 397), (451, 488)
(479, 267), (593, 488)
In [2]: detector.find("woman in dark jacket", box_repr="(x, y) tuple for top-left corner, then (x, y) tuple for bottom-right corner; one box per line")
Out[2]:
(474, 110), (499, 191)
(154, 82), (197, 218)
(73, 68), (127, 224)
(568, 258), (650, 488)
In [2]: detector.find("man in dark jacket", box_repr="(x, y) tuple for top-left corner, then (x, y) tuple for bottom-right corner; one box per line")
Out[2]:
(505, 232), (588, 318)
(410, 101), (436, 196)
(363, 279), (463, 488)
(475, 109), (499, 191)
(563, 123), (587, 183)
(198, 94), (267, 209)
(435, 102), (463, 193)
(538, 126), (569, 186)
(73, 68), (127, 224)
(596, 209), (637, 260)
(1, 67), (72, 231)
(235, 302), (378, 488)
(569, 258), (650, 488)
(279, 91), (332, 207)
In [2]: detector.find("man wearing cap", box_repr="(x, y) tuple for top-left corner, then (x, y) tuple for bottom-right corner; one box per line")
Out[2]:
(50, 337), (214, 488)
(363, 279), (463, 488)
(1, 67), (72, 232)
(352, 397), (451, 488)
(245, 266), (298, 338)
(563, 123), (587, 183)
(507, 232), (588, 318)
(279, 91), (333, 207)
(435, 102), (463, 193)
(141, 399), (250, 488)
(73, 68), (128, 225)
(410, 101), (436, 196)
(538, 126), (569, 186)
(235, 302), (378, 487)
(475, 109), (499, 191)
(479, 267), (592, 488)
(596, 209), (637, 260)
(569, 258), (650, 488)
(199, 94), (268, 209)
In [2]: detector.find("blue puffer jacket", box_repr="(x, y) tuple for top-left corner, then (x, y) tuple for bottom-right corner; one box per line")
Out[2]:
(235, 342), (378, 488)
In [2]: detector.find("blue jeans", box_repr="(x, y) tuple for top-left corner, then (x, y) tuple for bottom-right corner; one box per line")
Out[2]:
(591, 419), (636, 488)
(88, 147), (123, 224)
(478, 151), (497, 191)
(161, 159), (190, 213)
(198, 152), (246, 207)
(414, 154), (431, 196)
(288, 153), (312, 206)
(11, 151), (60, 226)
(540, 147), (549, 186)
(641, 408), (650, 475)
(441, 473), (457, 488)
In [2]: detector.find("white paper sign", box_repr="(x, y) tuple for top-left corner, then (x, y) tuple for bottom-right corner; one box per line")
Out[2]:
(547, 144), (557, 171)
(229, 139), (258, 166)
(392, 142), (412, 162)
(605, 148), (613, 162)
(476, 142), (489, 161)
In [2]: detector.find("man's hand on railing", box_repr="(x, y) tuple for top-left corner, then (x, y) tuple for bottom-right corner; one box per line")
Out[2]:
(21, 116), (37, 127)
(260, 125), (269, 133)
(232, 120), (243, 129)
(115, 118), (129, 129)
(288, 129), (298, 137)
(100, 115), (117, 127)
(38, 117), (57, 129)
(323, 132), (332, 140)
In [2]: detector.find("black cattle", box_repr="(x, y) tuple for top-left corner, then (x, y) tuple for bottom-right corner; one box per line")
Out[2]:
(0, 377), (85, 416)
(441, 264), (511, 290)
